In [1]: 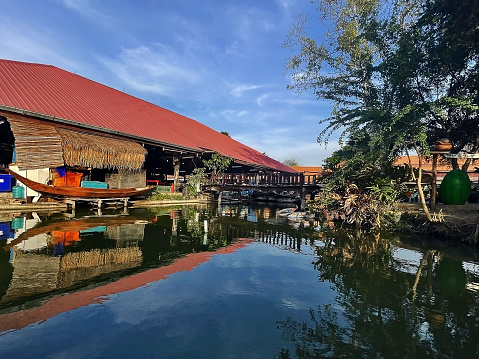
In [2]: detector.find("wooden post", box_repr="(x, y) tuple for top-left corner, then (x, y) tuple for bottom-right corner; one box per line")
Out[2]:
(430, 150), (451, 211)
(299, 173), (305, 211)
(431, 152), (438, 211)
(173, 156), (180, 193)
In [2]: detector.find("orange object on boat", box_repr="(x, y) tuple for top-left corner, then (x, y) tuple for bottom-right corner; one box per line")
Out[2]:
(51, 230), (80, 246)
(53, 171), (82, 187)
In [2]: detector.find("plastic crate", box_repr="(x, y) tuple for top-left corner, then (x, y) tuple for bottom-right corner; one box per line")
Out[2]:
(0, 174), (13, 192)
(0, 222), (10, 240)
(65, 172), (83, 187)
(53, 171), (83, 187)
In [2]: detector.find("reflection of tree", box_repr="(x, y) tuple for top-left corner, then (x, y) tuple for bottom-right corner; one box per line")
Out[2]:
(278, 229), (479, 358)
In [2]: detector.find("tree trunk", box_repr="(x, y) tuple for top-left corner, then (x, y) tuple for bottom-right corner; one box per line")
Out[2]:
(407, 148), (433, 222)
(415, 175), (433, 222)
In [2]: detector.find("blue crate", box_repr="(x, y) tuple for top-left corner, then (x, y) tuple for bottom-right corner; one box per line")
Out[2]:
(0, 174), (13, 192)
(0, 222), (10, 240)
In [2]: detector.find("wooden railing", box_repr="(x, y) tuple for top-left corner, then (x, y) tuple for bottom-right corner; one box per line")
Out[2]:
(219, 173), (319, 187)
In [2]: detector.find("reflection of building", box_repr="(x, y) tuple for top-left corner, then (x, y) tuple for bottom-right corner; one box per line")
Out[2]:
(2, 246), (143, 305)
(1, 216), (150, 306)
(0, 239), (251, 333)
(263, 207), (271, 219)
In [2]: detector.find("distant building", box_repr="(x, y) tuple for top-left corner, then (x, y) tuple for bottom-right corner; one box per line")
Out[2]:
(290, 166), (323, 179)
(393, 155), (479, 184)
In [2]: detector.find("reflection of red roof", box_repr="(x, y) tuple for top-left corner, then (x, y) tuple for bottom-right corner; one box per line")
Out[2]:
(0, 59), (294, 173)
(0, 238), (252, 333)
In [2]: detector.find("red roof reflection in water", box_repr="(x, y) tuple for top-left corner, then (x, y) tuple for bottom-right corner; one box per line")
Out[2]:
(0, 238), (252, 333)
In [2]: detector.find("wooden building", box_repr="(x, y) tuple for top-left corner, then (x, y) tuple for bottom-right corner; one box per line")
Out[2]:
(0, 59), (294, 197)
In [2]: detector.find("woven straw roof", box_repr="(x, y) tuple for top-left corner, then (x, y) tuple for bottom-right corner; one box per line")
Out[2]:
(57, 128), (146, 171)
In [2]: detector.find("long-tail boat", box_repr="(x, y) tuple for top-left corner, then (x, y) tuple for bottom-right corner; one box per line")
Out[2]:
(5, 168), (154, 200)
(3, 215), (153, 250)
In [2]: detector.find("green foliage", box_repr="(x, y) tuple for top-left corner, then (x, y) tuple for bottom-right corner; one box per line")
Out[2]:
(320, 144), (411, 191)
(184, 153), (232, 195)
(202, 152), (232, 183)
(149, 191), (184, 201)
(323, 146), (353, 171)
(308, 185), (384, 228)
(310, 175), (408, 229)
(186, 167), (207, 197)
(368, 178), (406, 211)
(285, 0), (479, 220)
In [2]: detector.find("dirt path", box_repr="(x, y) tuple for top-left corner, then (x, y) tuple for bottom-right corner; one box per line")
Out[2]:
(398, 202), (479, 242)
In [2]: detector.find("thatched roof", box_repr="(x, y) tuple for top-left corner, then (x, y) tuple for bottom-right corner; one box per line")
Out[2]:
(57, 128), (146, 171)
(7, 116), (64, 170)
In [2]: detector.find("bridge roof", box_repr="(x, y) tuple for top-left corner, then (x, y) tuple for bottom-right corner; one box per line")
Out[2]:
(0, 59), (295, 173)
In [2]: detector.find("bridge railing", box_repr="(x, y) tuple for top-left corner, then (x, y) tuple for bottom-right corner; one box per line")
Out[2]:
(220, 173), (319, 186)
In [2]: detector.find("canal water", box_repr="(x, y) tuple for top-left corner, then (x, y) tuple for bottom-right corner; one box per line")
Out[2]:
(0, 203), (478, 358)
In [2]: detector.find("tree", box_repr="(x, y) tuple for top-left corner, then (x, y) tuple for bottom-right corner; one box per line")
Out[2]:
(392, 0), (479, 170)
(203, 152), (232, 183)
(283, 158), (301, 167)
(220, 131), (230, 137)
(186, 167), (207, 197)
(284, 0), (479, 222)
(202, 152), (232, 205)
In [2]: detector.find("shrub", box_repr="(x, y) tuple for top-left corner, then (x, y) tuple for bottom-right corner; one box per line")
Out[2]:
(149, 191), (184, 201)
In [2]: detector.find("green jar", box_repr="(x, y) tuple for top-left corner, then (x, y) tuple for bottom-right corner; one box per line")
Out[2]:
(439, 170), (471, 205)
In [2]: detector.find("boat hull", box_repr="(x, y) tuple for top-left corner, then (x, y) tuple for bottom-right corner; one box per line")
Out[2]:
(5, 168), (153, 199)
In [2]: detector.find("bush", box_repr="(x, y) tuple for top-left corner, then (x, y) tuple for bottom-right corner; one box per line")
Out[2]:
(308, 184), (402, 230)
(149, 191), (184, 201)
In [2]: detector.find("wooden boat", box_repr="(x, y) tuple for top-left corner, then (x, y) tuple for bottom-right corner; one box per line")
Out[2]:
(5, 168), (154, 199)
(4, 215), (153, 250)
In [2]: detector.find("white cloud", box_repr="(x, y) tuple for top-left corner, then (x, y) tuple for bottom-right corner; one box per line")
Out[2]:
(0, 17), (80, 71)
(98, 45), (202, 97)
(57, 0), (114, 26)
(256, 93), (270, 106)
(276, 0), (297, 13)
(236, 110), (250, 117)
(229, 83), (264, 98)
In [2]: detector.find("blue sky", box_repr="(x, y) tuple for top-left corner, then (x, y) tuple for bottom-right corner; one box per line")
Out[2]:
(0, 0), (339, 166)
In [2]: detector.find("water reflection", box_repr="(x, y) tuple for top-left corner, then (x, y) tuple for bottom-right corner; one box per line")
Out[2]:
(278, 229), (479, 358)
(0, 205), (294, 311)
(0, 204), (478, 358)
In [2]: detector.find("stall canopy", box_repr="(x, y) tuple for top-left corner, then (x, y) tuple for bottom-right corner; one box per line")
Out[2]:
(57, 128), (146, 171)
(7, 117), (146, 171)
(7, 117), (64, 170)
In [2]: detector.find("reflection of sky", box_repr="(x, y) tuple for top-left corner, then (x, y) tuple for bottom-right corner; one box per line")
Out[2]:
(247, 207), (257, 222)
(391, 246), (424, 275)
(0, 242), (336, 359)
(463, 261), (479, 276)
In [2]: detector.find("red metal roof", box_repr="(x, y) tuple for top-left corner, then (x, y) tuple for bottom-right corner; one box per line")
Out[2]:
(0, 59), (295, 173)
